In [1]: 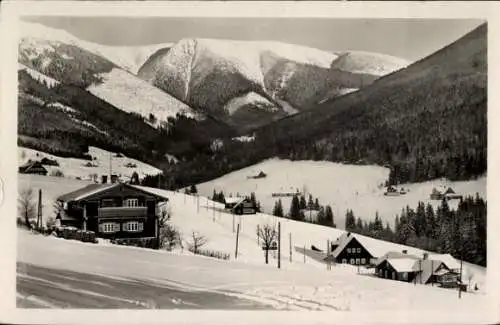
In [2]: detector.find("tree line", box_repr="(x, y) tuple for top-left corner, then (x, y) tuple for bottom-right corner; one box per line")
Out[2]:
(345, 194), (487, 267)
(272, 194), (336, 228)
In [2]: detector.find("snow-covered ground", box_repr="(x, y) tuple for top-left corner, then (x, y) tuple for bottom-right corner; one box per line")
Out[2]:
(18, 146), (162, 183)
(87, 68), (198, 126)
(18, 174), (486, 293)
(196, 158), (486, 228)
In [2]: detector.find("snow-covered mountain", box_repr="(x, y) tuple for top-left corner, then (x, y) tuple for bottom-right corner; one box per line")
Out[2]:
(18, 21), (195, 125)
(138, 38), (409, 129)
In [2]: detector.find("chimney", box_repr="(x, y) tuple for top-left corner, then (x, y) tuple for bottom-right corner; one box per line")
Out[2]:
(423, 253), (429, 260)
(101, 175), (108, 184)
(402, 250), (407, 254)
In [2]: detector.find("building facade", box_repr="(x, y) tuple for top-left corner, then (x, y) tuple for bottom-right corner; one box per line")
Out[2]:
(56, 182), (167, 240)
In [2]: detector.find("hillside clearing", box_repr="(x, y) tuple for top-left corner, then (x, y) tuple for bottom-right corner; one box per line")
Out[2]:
(196, 158), (486, 228)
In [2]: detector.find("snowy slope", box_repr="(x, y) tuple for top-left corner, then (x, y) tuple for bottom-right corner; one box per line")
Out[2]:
(138, 38), (409, 128)
(19, 21), (197, 124)
(18, 146), (162, 181)
(87, 68), (199, 126)
(331, 51), (409, 76)
(17, 174), (488, 316)
(195, 158), (486, 228)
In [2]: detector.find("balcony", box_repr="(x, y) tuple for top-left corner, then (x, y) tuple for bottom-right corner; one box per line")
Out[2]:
(98, 206), (148, 218)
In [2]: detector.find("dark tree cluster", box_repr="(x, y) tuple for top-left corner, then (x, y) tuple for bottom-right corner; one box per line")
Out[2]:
(274, 194), (335, 228)
(344, 194), (486, 267)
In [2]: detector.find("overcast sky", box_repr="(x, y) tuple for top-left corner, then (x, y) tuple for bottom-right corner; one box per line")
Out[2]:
(24, 17), (484, 61)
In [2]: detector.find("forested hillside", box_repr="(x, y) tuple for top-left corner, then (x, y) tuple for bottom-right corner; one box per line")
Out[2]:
(165, 24), (486, 189)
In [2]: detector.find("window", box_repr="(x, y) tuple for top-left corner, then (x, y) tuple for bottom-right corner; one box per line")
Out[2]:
(402, 272), (408, 281)
(356, 258), (360, 265)
(361, 258), (366, 264)
(123, 221), (143, 232)
(357, 248), (361, 253)
(125, 198), (139, 207)
(347, 248), (351, 253)
(342, 259), (347, 264)
(100, 222), (119, 233)
(350, 258), (355, 265)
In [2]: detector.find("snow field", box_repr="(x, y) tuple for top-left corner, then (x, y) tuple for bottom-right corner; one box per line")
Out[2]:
(196, 158), (486, 229)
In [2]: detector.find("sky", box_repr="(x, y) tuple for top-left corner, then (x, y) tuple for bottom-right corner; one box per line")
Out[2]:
(24, 17), (484, 61)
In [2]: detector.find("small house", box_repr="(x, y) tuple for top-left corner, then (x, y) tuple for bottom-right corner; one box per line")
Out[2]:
(430, 186), (461, 200)
(18, 161), (48, 176)
(384, 185), (400, 196)
(375, 258), (419, 282)
(224, 197), (245, 210)
(325, 232), (374, 266)
(56, 182), (168, 240)
(232, 198), (257, 215)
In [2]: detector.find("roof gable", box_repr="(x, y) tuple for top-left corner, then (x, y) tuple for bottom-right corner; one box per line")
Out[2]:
(57, 183), (169, 202)
(387, 258), (418, 273)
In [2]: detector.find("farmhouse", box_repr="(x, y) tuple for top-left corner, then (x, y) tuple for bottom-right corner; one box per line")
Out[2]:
(430, 186), (462, 200)
(18, 161), (48, 176)
(56, 181), (168, 240)
(375, 252), (463, 288)
(326, 232), (375, 266)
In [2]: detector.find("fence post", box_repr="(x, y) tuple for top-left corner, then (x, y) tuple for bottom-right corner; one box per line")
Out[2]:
(289, 233), (292, 263)
(277, 222), (281, 269)
(235, 223), (240, 259)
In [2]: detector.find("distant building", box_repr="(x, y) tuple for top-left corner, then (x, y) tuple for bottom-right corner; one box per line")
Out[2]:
(301, 209), (320, 223)
(56, 182), (168, 240)
(232, 198), (257, 215)
(18, 161), (48, 176)
(224, 197), (245, 210)
(430, 186), (462, 200)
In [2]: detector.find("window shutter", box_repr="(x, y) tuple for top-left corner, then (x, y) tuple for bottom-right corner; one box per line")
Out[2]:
(114, 223), (120, 232)
(99, 223), (104, 233)
(138, 222), (144, 232)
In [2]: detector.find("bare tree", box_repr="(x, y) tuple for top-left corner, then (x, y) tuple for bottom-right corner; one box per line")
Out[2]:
(257, 223), (277, 264)
(18, 188), (35, 228)
(188, 231), (208, 254)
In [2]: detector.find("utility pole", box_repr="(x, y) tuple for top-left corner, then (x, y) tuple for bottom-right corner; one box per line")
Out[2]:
(303, 245), (306, 263)
(197, 195), (199, 214)
(37, 189), (42, 230)
(277, 222), (281, 269)
(235, 223), (240, 259)
(289, 233), (292, 263)
(213, 200), (215, 222)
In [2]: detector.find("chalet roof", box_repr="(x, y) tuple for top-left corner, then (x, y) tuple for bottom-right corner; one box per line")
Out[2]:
(373, 251), (419, 266)
(386, 258), (418, 273)
(432, 186), (456, 195)
(19, 161), (48, 172)
(57, 183), (116, 202)
(225, 197), (245, 205)
(427, 253), (461, 270)
(331, 232), (427, 260)
(57, 183), (169, 202)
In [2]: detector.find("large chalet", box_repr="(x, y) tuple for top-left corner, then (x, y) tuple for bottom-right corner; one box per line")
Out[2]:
(56, 180), (168, 240)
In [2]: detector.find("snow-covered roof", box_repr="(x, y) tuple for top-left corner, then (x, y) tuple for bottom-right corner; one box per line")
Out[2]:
(225, 197), (245, 205)
(428, 253), (461, 270)
(387, 258), (418, 273)
(331, 232), (428, 260)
